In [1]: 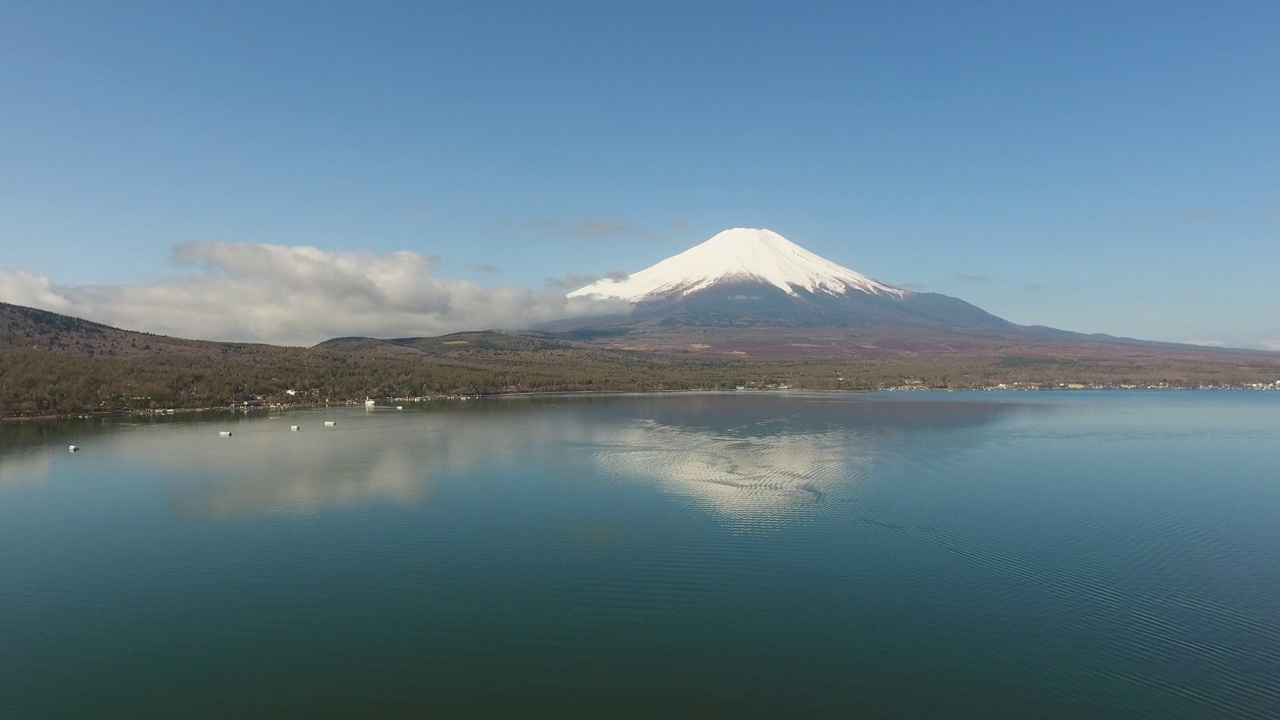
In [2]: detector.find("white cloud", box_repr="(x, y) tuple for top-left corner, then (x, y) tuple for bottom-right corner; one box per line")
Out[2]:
(1186, 339), (1228, 348)
(1258, 339), (1280, 352)
(0, 243), (629, 346)
(0, 270), (74, 313)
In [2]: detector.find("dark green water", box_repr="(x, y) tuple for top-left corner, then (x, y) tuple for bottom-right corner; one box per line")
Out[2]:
(2, 392), (1279, 718)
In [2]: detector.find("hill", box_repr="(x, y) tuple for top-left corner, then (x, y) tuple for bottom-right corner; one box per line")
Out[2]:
(0, 302), (758, 417)
(3, 301), (1279, 418)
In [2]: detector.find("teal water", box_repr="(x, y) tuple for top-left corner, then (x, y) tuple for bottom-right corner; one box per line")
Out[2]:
(2, 392), (1279, 718)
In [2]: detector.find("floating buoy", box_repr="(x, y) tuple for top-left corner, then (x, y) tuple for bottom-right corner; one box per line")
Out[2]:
(290, 425), (300, 431)
(219, 431), (233, 437)
(68, 445), (79, 453)
(324, 421), (336, 427)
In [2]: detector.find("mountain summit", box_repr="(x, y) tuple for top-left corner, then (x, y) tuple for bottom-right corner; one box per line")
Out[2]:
(549, 228), (1018, 350)
(569, 228), (903, 302)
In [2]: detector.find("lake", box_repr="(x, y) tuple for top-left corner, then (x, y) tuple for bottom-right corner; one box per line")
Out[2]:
(2, 391), (1279, 718)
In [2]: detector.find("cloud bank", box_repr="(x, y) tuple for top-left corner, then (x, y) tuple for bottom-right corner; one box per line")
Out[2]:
(0, 243), (629, 346)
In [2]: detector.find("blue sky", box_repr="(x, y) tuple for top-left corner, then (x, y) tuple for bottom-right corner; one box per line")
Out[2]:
(1, 1), (1278, 347)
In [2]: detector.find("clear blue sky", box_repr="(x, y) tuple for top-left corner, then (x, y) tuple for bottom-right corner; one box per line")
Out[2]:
(2, 1), (1278, 347)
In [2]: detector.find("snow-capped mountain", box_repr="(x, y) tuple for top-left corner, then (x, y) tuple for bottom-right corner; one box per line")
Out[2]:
(569, 228), (904, 302)
(547, 228), (1018, 346)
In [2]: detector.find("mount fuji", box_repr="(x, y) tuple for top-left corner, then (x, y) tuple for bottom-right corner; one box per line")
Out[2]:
(550, 228), (1029, 353)
(569, 228), (906, 302)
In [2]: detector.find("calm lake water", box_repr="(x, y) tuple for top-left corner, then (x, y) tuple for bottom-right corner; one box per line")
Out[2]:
(2, 391), (1279, 718)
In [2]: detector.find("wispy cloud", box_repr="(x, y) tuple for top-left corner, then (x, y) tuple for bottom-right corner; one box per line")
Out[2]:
(1186, 339), (1228, 347)
(546, 270), (630, 291)
(396, 201), (429, 217)
(547, 273), (600, 290)
(1021, 283), (1046, 292)
(956, 273), (992, 282)
(521, 218), (692, 243)
(1176, 207), (1215, 222)
(528, 218), (630, 239)
(1258, 339), (1280, 352)
(0, 244), (628, 346)
(572, 220), (628, 238)
(471, 263), (501, 275)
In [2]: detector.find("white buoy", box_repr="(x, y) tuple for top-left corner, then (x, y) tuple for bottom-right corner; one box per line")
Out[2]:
(68, 445), (79, 453)
(219, 431), (233, 437)
(324, 421), (336, 427)
(290, 425), (300, 431)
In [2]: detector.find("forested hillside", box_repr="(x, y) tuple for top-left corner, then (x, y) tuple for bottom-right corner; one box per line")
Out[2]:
(0, 303), (768, 416)
(4, 302), (1280, 418)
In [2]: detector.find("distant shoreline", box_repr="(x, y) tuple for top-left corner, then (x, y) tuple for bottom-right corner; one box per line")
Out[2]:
(6, 385), (1278, 423)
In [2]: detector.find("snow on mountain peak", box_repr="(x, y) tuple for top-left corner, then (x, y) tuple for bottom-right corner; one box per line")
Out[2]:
(568, 228), (904, 302)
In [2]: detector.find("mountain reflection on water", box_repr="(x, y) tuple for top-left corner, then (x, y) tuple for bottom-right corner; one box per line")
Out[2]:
(0, 394), (1035, 521)
(588, 397), (1028, 523)
(140, 394), (1027, 521)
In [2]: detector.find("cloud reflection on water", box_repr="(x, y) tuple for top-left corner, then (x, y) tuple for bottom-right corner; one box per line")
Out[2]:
(172, 441), (430, 519)
(0, 450), (52, 491)
(3, 396), (1035, 523)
